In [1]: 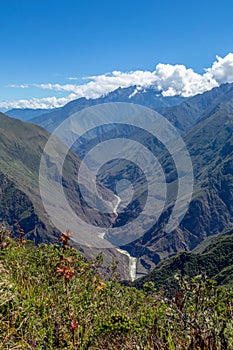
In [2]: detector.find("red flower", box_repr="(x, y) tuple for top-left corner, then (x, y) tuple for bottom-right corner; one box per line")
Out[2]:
(57, 266), (66, 274)
(71, 321), (78, 330)
(57, 266), (74, 280)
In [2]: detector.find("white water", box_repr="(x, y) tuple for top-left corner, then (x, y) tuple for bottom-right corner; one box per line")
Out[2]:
(112, 194), (121, 216)
(116, 248), (137, 281)
(98, 195), (120, 240)
(98, 232), (106, 239)
(99, 194), (137, 281)
(113, 194), (137, 281)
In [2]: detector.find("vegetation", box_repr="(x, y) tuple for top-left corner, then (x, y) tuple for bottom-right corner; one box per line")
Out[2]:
(133, 229), (233, 295)
(0, 112), (113, 247)
(0, 226), (232, 349)
(2, 82), (233, 274)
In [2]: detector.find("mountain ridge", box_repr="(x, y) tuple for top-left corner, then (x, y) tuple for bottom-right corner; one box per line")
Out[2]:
(132, 227), (233, 294)
(26, 86), (185, 131)
(2, 82), (233, 280)
(0, 112), (131, 279)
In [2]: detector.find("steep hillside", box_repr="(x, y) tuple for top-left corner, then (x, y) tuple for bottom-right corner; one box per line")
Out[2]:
(0, 112), (56, 241)
(162, 82), (233, 130)
(0, 113), (130, 278)
(120, 91), (233, 275)
(132, 228), (233, 294)
(1, 230), (232, 349)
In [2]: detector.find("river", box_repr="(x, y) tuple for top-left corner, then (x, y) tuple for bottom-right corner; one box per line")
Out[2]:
(113, 194), (137, 281)
(98, 194), (137, 281)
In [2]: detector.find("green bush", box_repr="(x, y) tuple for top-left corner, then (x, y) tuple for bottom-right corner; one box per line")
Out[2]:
(0, 227), (232, 349)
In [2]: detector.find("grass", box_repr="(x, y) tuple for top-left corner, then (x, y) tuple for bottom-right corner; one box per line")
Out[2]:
(0, 226), (232, 349)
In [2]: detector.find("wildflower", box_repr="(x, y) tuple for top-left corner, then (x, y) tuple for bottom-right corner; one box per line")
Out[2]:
(57, 266), (66, 274)
(64, 267), (75, 280)
(60, 230), (72, 248)
(71, 321), (78, 330)
(60, 255), (73, 263)
(97, 281), (106, 291)
(57, 266), (74, 280)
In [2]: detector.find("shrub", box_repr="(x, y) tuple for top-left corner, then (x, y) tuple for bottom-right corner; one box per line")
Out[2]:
(0, 227), (232, 349)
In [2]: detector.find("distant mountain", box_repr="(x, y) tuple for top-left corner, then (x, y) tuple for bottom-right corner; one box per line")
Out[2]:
(161, 82), (233, 131)
(29, 86), (185, 131)
(5, 83), (233, 133)
(28, 83), (233, 134)
(5, 108), (55, 121)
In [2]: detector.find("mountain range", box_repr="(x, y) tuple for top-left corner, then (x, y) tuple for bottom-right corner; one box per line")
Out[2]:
(123, 83), (233, 276)
(2, 82), (233, 282)
(7, 86), (185, 131)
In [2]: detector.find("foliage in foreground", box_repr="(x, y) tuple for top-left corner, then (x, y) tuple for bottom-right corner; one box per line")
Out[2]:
(0, 226), (233, 349)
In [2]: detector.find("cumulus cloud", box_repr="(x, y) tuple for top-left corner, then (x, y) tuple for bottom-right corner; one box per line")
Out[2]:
(1, 53), (233, 110)
(153, 63), (217, 97)
(206, 53), (233, 84)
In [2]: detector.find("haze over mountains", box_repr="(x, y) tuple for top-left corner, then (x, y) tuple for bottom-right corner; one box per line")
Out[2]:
(6, 86), (185, 131)
(2, 82), (233, 280)
(0, 112), (131, 278)
(6, 108), (54, 122)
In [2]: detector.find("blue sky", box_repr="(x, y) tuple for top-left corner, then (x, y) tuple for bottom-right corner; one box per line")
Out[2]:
(1, 0), (233, 109)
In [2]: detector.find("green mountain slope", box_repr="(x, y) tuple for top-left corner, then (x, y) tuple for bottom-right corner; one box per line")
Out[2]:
(0, 112), (115, 235)
(0, 113), (131, 278)
(0, 112), (56, 241)
(132, 228), (233, 294)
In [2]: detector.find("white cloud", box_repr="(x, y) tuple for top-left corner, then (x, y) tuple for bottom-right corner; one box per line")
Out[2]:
(7, 84), (30, 89)
(67, 77), (79, 81)
(153, 63), (217, 97)
(0, 96), (73, 110)
(2, 53), (233, 110)
(206, 53), (233, 84)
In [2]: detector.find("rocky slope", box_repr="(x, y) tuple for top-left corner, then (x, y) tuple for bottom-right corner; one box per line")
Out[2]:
(124, 87), (233, 276)
(0, 112), (130, 278)
(2, 82), (233, 279)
